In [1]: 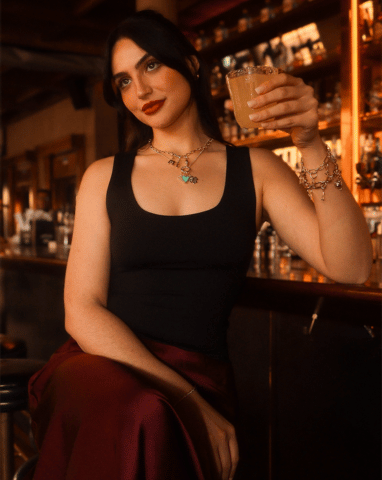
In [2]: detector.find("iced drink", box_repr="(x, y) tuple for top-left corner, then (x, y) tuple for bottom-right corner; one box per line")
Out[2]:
(226, 66), (279, 129)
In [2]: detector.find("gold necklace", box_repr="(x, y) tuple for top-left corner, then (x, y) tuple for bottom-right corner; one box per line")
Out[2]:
(148, 138), (213, 184)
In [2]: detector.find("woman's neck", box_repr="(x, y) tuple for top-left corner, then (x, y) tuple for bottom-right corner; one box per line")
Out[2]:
(149, 103), (210, 155)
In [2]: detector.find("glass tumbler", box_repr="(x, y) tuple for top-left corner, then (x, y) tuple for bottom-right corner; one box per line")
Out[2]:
(226, 65), (279, 129)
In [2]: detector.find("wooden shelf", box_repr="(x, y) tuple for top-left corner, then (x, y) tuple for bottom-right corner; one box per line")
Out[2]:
(362, 41), (382, 61)
(199, 0), (341, 62)
(232, 120), (340, 149)
(361, 112), (382, 132)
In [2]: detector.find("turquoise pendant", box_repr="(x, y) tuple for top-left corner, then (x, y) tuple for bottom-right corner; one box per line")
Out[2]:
(179, 175), (198, 184)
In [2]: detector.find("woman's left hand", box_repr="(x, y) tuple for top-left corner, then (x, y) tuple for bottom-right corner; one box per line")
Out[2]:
(247, 72), (320, 149)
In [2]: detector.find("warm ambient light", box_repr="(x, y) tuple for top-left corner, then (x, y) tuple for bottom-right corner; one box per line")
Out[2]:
(351, 0), (360, 196)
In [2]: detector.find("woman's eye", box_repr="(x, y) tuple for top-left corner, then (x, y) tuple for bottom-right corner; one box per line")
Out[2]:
(146, 61), (160, 72)
(118, 78), (131, 90)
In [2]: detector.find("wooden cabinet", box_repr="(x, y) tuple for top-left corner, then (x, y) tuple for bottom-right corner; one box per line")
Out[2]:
(190, 0), (382, 199)
(1, 151), (37, 237)
(35, 134), (85, 211)
(1, 135), (85, 239)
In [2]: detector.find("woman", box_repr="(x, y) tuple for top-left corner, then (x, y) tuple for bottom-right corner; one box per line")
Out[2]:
(28, 10), (372, 480)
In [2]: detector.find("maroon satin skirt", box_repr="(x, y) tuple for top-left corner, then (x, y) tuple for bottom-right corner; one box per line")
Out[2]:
(28, 337), (238, 480)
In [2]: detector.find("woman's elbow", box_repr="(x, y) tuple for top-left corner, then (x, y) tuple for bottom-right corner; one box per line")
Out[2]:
(330, 258), (373, 285)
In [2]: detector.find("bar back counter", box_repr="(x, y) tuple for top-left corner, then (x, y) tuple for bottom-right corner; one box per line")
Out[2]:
(1, 247), (380, 480)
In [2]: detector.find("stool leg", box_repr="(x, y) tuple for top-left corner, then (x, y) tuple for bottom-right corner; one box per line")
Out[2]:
(0, 411), (14, 480)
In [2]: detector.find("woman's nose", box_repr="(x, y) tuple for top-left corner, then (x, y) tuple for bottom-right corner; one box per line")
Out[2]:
(136, 77), (152, 98)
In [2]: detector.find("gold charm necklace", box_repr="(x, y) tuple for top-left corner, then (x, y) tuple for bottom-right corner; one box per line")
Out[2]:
(148, 138), (213, 184)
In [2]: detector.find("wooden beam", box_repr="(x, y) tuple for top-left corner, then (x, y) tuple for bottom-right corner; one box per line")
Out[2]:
(72, 0), (108, 16)
(1, 27), (106, 56)
(1, 2), (113, 33)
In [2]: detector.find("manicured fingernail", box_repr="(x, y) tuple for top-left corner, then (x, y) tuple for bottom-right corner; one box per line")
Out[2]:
(249, 113), (260, 121)
(247, 99), (258, 108)
(255, 84), (266, 94)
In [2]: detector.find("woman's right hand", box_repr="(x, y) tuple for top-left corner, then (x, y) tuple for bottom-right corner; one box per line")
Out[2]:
(175, 391), (239, 480)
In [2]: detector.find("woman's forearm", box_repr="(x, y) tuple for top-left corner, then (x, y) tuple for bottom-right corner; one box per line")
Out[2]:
(297, 136), (372, 283)
(65, 300), (195, 404)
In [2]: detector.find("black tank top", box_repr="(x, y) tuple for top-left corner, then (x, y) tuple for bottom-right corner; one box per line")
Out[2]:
(106, 145), (257, 360)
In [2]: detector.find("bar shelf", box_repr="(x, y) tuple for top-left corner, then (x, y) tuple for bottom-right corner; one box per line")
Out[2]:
(232, 120), (340, 149)
(198, 0), (341, 63)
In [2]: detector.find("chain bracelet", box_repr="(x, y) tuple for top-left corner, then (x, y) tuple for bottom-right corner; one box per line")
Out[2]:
(298, 144), (343, 201)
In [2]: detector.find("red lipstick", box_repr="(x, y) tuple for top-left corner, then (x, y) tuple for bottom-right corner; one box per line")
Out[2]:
(142, 100), (165, 115)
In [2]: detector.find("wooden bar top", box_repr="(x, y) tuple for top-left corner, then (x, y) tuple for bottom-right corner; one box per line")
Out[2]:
(247, 257), (382, 302)
(1, 245), (381, 302)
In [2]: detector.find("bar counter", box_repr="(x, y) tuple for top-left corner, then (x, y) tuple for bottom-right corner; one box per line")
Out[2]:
(1, 244), (380, 479)
(1, 245), (381, 301)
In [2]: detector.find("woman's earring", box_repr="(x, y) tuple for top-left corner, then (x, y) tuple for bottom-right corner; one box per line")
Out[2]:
(196, 73), (200, 79)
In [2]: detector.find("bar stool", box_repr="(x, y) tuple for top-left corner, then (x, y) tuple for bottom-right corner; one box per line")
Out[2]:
(0, 358), (45, 480)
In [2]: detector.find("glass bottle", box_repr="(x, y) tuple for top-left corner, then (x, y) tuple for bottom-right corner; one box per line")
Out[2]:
(361, 6), (374, 43)
(282, 0), (297, 13)
(194, 30), (207, 51)
(214, 20), (228, 43)
(371, 137), (382, 175)
(260, 0), (276, 23)
(273, 36), (288, 70)
(238, 9), (252, 33)
(374, 0), (382, 41)
(368, 76), (382, 113)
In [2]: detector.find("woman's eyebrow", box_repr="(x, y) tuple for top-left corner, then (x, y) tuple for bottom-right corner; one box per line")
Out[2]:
(112, 52), (152, 82)
(134, 52), (151, 70)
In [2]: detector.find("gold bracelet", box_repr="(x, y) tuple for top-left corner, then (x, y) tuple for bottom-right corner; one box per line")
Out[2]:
(298, 144), (343, 201)
(174, 385), (197, 406)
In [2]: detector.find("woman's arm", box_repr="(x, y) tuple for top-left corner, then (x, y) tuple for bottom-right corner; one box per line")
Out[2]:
(64, 157), (196, 402)
(64, 158), (239, 480)
(248, 74), (372, 284)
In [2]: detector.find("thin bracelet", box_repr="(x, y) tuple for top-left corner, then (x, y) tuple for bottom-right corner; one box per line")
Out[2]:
(174, 385), (197, 406)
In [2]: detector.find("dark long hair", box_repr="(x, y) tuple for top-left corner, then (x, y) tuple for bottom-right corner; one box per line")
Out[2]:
(103, 9), (226, 151)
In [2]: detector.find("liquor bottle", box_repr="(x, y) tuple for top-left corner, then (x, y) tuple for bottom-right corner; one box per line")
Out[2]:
(260, 0), (276, 23)
(370, 171), (381, 191)
(262, 41), (275, 67)
(371, 137), (382, 175)
(210, 60), (223, 91)
(214, 20), (228, 43)
(238, 9), (252, 33)
(361, 6), (373, 43)
(364, 134), (375, 173)
(194, 30), (207, 51)
(273, 36), (288, 70)
(368, 77), (382, 113)
(310, 39), (327, 63)
(291, 45), (304, 69)
(374, 0), (382, 41)
(282, 0), (297, 13)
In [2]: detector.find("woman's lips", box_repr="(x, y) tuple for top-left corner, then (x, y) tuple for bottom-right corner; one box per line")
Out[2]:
(142, 100), (165, 115)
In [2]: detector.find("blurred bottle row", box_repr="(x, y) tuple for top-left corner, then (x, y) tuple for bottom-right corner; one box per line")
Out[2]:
(192, 0), (319, 50)
(191, 0), (381, 51)
(208, 21), (328, 86)
(10, 203), (74, 259)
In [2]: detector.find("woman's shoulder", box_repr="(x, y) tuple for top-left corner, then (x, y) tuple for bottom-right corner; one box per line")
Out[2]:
(78, 156), (115, 197)
(248, 146), (291, 176)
